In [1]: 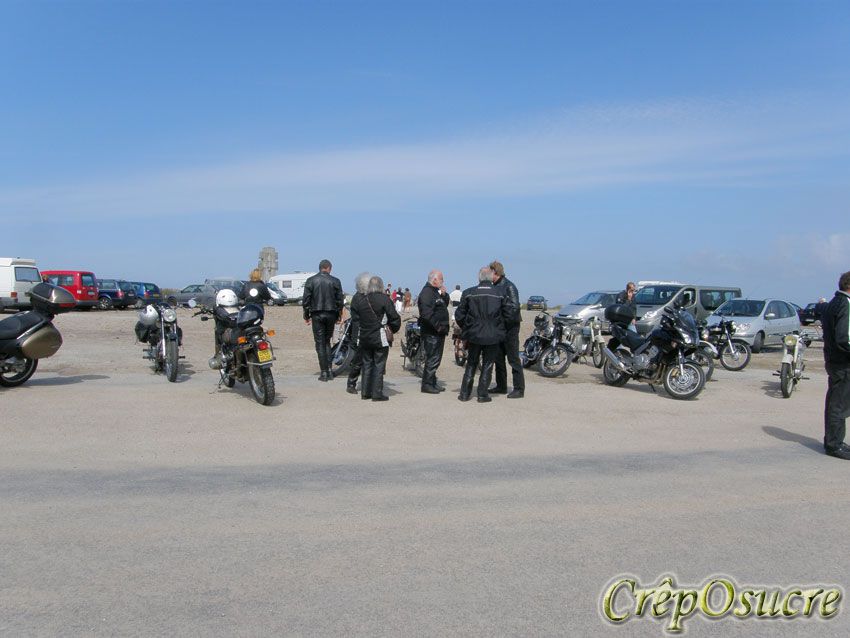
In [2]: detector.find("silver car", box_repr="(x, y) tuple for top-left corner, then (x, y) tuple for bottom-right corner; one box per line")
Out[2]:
(706, 298), (801, 353)
(557, 290), (619, 331)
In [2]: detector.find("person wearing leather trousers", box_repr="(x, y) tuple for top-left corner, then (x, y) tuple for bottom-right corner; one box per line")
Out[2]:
(822, 271), (850, 460)
(489, 260), (524, 399)
(349, 275), (401, 401)
(345, 272), (371, 394)
(302, 259), (344, 381)
(454, 267), (511, 403)
(417, 270), (450, 394)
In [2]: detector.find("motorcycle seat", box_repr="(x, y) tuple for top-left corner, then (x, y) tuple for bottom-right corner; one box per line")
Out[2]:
(0, 311), (44, 340)
(612, 324), (646, 351)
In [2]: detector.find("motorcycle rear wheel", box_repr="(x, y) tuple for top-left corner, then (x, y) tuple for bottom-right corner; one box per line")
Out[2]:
(719, 341), (751, 371)
(454, 339), (467, 367)
(602, 357), (629, 387)
(663, 360), (706, 400)
(331, 342), (354, 375)
(248, 354), (276, 405)
(0, 357), (38, 387)
(780, 362), (795, 398)
(693, 348), (715, 382)
(591, 342), (605, 368)
(413, 349), (425, 378)
(164, 340), (179, 382)
(537, 344), (572, 378)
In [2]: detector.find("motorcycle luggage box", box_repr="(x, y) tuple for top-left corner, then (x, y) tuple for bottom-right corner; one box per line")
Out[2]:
(30, 283), (76, 315)
(604, 303), (636, 327)
(20, 323), (63, 358)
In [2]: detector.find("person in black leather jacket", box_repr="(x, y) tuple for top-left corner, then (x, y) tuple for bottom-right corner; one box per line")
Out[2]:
(345, 272), (371, 395)
(303, 259), (345, 381)
(455, 266), (512, 402)
(822, 271), (850, 460)
(241, 269), (272, 305)
(350, 275), (401, 401)
(489, 260), (524, 398)
(417, 270), (450, 394)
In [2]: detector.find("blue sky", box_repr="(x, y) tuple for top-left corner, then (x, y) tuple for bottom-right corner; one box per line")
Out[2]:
(1, 1), (848, 304)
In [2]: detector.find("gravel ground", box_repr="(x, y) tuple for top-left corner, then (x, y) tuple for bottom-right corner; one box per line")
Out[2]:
(2, 306), (847, 637)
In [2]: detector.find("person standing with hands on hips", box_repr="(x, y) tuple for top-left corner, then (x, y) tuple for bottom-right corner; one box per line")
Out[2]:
(417, 269), (450, 394)
(489, 260), (524, 398)
(822, 270), (850, 460)
(302, 259), (344, 382)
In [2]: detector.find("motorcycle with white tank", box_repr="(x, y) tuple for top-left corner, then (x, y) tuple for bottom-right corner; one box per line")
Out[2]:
(134, 302), (183, 382)
(0, 283), (75, 387)
(775, 332), (811, 398)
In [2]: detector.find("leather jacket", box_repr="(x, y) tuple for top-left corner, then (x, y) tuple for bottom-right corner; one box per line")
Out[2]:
(823, 290), (850, 366)
(241, 281), (271, 304)
(417, 284), (450, 336)
(302, 271), (344, 321)
(455, 281), (510, 345)
(493, 276), (521, 328)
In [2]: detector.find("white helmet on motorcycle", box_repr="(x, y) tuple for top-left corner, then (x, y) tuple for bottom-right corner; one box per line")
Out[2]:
(138, 304), (158, 326)
(216, 288), (238, 308)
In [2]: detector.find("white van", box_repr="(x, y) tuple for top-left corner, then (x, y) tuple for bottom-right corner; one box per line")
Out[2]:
(268, 272), (316, 305)
(0, 258), (42, 311)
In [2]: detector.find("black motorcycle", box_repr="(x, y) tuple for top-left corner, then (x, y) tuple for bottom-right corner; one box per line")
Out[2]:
(452, 319), (468, 366)
(0, 283), (74, 387)
(699, 317), (751, 372)
(193, 300), (276, 405)
(135, 302), (183, 382)
(400, 318), (424, 376)
(520, 312), (575, 377)
(330, 315), (355, 375)
(602, 304), (706, 400)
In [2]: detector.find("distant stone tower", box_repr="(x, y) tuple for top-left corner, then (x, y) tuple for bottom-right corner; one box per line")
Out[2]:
(258, 247), (279, 281)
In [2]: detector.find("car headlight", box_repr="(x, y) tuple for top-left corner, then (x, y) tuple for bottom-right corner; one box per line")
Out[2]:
(642, 309), (659, 320)
(733, 322), (751, 334)
(162, 308), (177, 323)
(784, 334), (798, 348)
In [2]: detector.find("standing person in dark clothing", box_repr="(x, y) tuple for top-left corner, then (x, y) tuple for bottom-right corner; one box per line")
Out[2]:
(345, 272), (371, 395)
(608, 281), (638, 353)
(822, 270), (850, 460)
(455, 267), (511, 403)
(489, 260), (524, 398)
(417, 270), (450, 394)
(350, 275), (401, 401)
(302, 259), (345, 381)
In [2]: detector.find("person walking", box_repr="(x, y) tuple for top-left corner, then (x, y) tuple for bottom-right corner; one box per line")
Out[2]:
(350, 275), (401, 401)
(822, 270), (850, 460)
(302, 259), (345, 381)
(489, 260), (523, 398)
(417, 270), (450, 394)
(455, 266), (511, 402)
(345, 272), (371, 395)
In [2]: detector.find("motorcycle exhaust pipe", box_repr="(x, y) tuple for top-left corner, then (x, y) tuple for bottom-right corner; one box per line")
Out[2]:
(602, 347), (628, 372)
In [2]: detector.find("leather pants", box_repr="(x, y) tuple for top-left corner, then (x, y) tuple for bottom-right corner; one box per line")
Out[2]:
(361, 346), (389, 399)
(461, 343), (499, 399)
(347, 347), (363, 388)
(311, 311), (337, 373)
(494, 325), (524, 391)
(421, 334), (445, 388)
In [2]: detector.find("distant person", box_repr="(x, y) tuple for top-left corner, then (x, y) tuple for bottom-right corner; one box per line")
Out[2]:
(345, 272), (371, 395)
(616, 282), (638, 332)
(303, 259), (345, 381)
(395, 287), (404, 313)
(489, 260), (523, 398)
(350, 275), (401, 401)
(241, 269), (271, 304)
(821, 270), (850, 460)
(454, 267), (511, 402)
(417, 269), (450, 394)
(449, 285), (462, 308)
(403, 288), (412, 311)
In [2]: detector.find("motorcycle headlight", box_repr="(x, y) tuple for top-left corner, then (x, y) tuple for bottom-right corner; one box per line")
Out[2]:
(162, 308), (177, 323)
(681, 331), (694, 345)
(784, 334), (798, 348)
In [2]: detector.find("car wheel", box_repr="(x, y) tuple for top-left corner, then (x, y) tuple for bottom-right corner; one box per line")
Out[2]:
(751, 332), (764, 353)
(98, 296), (113, 310)
(134, 299), (144, 309)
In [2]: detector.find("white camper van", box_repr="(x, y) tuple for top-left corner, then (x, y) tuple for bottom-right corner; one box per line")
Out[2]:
(0, 258), (41, 311)
(268, 272), (316, 305)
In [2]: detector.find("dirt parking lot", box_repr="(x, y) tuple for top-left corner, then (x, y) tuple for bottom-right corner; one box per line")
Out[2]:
(3, 307), (848, 636)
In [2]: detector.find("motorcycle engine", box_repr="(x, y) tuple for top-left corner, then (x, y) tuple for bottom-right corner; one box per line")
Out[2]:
(633, 346), (660, 372)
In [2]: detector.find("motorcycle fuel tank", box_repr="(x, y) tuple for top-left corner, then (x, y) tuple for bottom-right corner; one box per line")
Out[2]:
(20, 324), (63, 359)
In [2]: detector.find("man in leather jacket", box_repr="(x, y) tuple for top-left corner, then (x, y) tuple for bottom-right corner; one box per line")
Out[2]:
(417, 269), (450, 394)
(489, 260), (524, 398)
(303, 259), (345, 381)
(822, 270), (850, 460)
(455, 267), (512, 402)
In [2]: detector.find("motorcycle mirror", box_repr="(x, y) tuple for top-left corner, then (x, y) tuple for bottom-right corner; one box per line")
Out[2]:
(188, 299), (197, 308)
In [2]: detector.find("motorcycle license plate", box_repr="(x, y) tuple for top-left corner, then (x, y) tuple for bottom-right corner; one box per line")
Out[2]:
(257, 349), (272, 363)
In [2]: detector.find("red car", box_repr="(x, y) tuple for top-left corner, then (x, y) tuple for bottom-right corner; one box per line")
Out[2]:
(41, 270), (99, 309)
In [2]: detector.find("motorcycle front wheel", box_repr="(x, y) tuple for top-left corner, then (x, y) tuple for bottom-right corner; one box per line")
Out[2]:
(454, 339), (467, 367)
(331, 342), (354, 375)
(220, 367), (236, 388)
(602, 357), (629, 387)
(537, 344), (572, 378)
(0, 357), (38, 387)
(663, 360), (706, 400)
(780, 362), (795, 398)
(719, 341), (751, 371)
(693, 348), (715, 382)
(413, 348), (425, 378)
(591, 342), (605, 368)
(165, 340), (179, 382)
(248, 354), (276, 406)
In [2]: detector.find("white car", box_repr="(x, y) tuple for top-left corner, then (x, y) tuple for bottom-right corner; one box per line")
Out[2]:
(0, 257), (41, 311)
(707, 298), (801, 353)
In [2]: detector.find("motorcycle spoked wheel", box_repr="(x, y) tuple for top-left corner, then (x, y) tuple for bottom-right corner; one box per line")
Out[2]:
(413, 348), (425, 378)
(719, 341), (751, 372)
(692, 348), (715, 382)
(248, 353), (276, 405)
(779, 362), (795, 398)
(602, 357), (629, 387)
(591, 342), (605, 368)
(662, 360), (706, 400)
(537, 344), (573, 378)
(331, 342), (354, 376)
(0, 357), (38, 387)
(164, 340), (179, 382)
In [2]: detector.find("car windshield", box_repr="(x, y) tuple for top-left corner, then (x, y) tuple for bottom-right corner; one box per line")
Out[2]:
(14, 267), (41, 282)
(571, 292), (606, 305)
(529, 296), (544, 302)
(267, 282), (282, 293)
(714, 299), (765, 317)
(634, 285), (681, 306)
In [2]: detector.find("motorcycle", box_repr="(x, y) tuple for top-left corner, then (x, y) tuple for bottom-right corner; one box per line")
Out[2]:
(561, 316), (606, 368)
(700, 317), (751, 372)
(400, 318), (424, 376)
(602, 304), (707, 400)
(776, 332), (811, 398)
(0, 283), (74, 387)
(520, 312), (575, 378)
(191, 296), (277, 405)
(135, 302), (183, 382)
(452, 318), (468, 366)
(329, 314), (355, 376)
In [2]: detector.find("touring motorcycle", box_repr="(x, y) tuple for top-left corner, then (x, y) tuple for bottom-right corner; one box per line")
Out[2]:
(602, 304), (706, 400)
(775, 332), (811, 398)
(0, 283), (74, 387)
(135, 302), (183, 382)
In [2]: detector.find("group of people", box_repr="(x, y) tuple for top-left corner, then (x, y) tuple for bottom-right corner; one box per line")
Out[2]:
(299, 259), (525, 403)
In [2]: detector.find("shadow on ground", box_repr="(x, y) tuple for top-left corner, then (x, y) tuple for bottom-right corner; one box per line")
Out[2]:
(762, 425), (822, 453)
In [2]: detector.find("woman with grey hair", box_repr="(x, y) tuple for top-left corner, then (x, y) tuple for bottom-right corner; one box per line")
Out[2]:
(344, 273), (372, 394)
(349, 275), (401, 401)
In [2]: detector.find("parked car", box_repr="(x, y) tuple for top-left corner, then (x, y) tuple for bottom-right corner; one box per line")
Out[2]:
(266, 281), (287, 306)
(557, 290), (619, 331)
(634, 283), (741, 335)
(166, 284), (218, 308)
(0, 257), (41, 311)
(799, 302), (820, 325)
(96, 278), (137, 309)
(526, 296), (548, 311)
(130, 282), (163, 308)
(41, 270), (99, 309)
(706, 297), (801, 353)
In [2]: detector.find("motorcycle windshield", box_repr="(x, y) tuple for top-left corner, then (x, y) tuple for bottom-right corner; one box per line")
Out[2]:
(675, 311), (699, 343)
